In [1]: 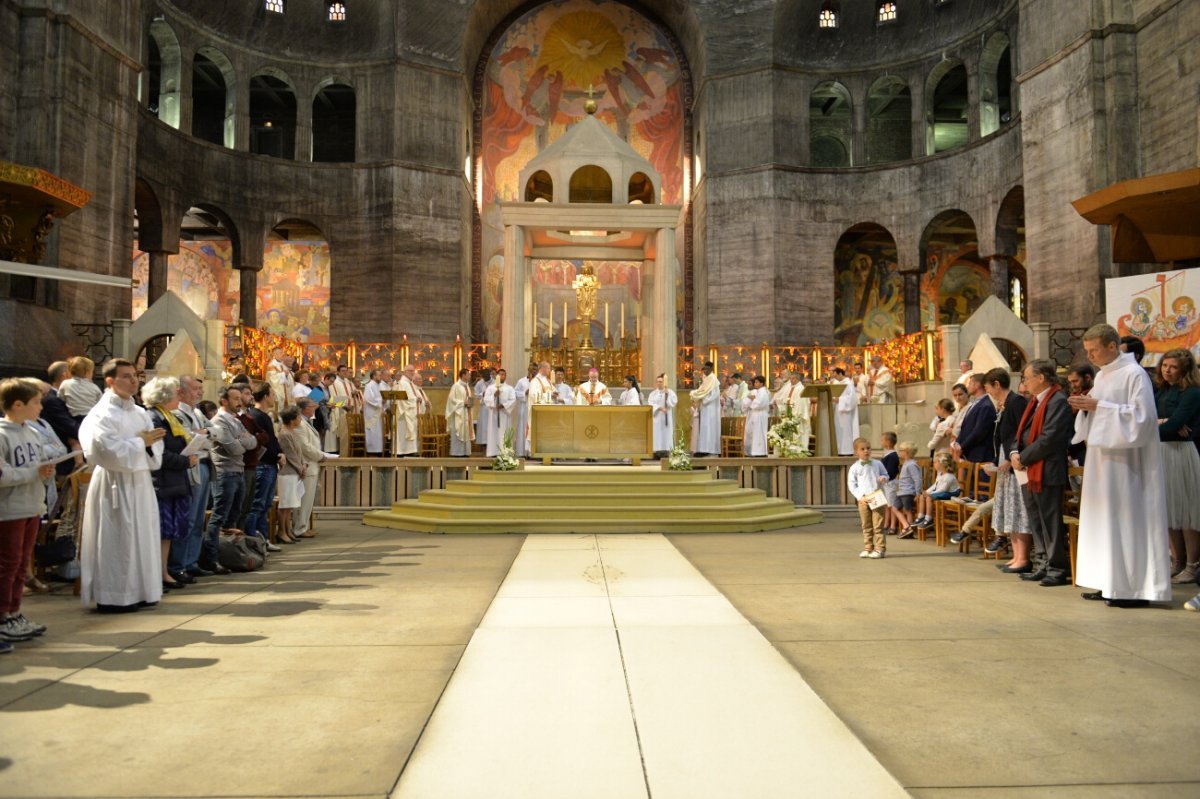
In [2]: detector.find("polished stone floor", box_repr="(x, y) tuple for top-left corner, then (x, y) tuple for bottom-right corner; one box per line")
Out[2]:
(2, 519), (1197, 798)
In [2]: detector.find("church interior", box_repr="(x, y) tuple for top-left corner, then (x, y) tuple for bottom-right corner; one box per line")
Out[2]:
(2, 1), (1200, 797)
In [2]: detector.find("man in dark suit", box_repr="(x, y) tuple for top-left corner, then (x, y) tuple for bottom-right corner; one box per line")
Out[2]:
(42, 361), (80, 476)
(1012, 359), (1075, 587)
(951, 374), (997, 467)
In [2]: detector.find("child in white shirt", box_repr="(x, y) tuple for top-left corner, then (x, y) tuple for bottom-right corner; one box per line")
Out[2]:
(847, 437), (889, 559)
(58, 356), (102, 421)
(912, 452), (961, 530)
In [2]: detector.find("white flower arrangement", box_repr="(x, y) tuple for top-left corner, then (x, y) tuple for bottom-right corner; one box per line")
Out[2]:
(492, 427), (520, 471)
(668, 432), (693, 471)
(767, 405), (811, 459)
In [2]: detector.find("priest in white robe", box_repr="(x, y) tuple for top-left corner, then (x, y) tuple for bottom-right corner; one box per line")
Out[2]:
(576, 368), (611, 406)
(526, 362), (556, 453)
(772, 371), (811, 451)
(852, 362), (870, 404)
(512, 365), (534, 457)
(831, 367), (860, 456)
(724, 374), (748, 417)
(78, 359), (166, 611)
(327, 365), (359, 456)
(648, 374), (677, 457)
(484, 368), (516, 456)
(473, 369), (493, 443)
(690, 361), (721, 456)
(445, 368), (474, 457)
(392, 364), (419, 457)
(867, 356), (895, 403)
(1070, 324), (1171, 605)
(362, 371), (384, 455)
(742, 375), (771, 457)
(266, 348), (293, 411)
(554, 369), (574, 405)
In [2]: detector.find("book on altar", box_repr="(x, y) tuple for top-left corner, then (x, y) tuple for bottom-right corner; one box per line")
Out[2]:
(864, 489), (888, 510)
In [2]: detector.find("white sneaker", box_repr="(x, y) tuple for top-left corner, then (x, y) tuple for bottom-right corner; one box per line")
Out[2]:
(859, 550), (872, 558)
(266, 543), (282, 552)
(1185, 595), (1200, 612)
(12, 614), (45, 636)
(0, 617), (35, 642)
(869, 550), (885, 559)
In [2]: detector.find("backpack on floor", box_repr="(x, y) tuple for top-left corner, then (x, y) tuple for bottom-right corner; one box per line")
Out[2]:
(218, 534), (265, 572)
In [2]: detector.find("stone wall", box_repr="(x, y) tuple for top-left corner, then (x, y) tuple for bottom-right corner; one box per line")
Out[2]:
(1137, 0), (1200, 175)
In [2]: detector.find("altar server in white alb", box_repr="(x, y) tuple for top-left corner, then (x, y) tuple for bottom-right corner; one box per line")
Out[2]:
(512, 365), (535, 457)
(554, 368), (574, 405)
(484, 368), (517, 456)
(690, 361), (721, 456)
(831, 366), (860, 456)
(618, 375), (642, 406)
(392, 364), (419, 457)
(474, 368), (494, 442)
(772, 371), (811, 451)
(525, 362), (557, 452)
(648, 373), (677, 457)
(362, 370), (385, 456)
(266, 348), (294, 411)
(742, 375), (771, 456)
(445, 368), (474, 457)
(78, 358), (166, 612)
(723, 373), (748, 417)
(1070, 324), (1171, 607)
(576, 368), (611, 406)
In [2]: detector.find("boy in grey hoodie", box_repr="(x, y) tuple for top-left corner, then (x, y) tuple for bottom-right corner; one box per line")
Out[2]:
(0, 378), (56, 647)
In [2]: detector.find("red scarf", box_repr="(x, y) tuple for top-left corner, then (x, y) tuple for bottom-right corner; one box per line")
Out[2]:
(1013, 384), (1059, 493)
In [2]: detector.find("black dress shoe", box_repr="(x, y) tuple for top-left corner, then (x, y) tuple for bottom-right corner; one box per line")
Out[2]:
(1039, 576), (1071, 587)
(200, 561), (231, 575)
(1081, 590), (1107, 601)
(187, 566), (215, 578)
(96, 603), (139, 614)
(137, 601), (158, 608)
(1106, 598), (1150, 608)
(1019, 570), (1048, 581)
(162, 580), (184, 591)
(1002, 564), (1033, 574)
(170, 571), (196, 585)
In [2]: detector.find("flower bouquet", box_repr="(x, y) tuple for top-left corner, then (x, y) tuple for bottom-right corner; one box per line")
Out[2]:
(492, 427), (520, 471)
(668, 432), (693, 471)
(767, 405), (811, 459)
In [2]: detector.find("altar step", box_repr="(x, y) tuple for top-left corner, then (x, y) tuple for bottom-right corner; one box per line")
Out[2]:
(361, 467), (822, 534)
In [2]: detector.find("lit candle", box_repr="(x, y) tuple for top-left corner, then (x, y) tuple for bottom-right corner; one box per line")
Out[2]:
(604, 302), (609, 338)
(533, 302), (538, 340)
(620, 302), (625, 339)
(636, 312), (640, 339)
(564, 301), (568, 338)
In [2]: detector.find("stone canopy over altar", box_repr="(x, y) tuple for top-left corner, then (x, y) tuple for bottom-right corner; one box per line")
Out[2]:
(499, 108), (683, 383)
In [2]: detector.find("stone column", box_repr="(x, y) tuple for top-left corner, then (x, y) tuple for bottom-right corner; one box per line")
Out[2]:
(850, 80), (866, 167)
(939, 323), (962, 383)
(238, 267), (258, 327)
(499, 225), (529, 375)
(1031, 322), (1052, 361)
(235, 77), (251, 151)
(650, 227), (678, 387)
(147, 251), (170, 306)
(900, 270), (922, 334)
(911, 76), (928, 158)
(295, 88), (312, 162)
(966, 65), (981, 142)
(989, 256), (1010, 304)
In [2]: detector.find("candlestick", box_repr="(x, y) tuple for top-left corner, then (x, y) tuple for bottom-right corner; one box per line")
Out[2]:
(533, 302), (538, 342)
(604, 302), (609, 339)
(620, 302), (625, 340)
(636, 313), (640, 339)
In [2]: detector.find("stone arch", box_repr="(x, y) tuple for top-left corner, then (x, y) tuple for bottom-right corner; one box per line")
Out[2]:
(866, 75), (912, 164)
(146, 18), (182, 129)
(312, 78), (356, 163)
(134, 178), (166, 253)
(525, 170), (553, 202)
(995, 185), (1026, 320)
(192, 46), (237, 148)
(920, 209), (985, 326)
(628, 171), (655, 204)
(569, 165), (614, 204)
(925, 58), (969, 155)
(249, 67), (298, 159)
(833, 222), (902, 345)
(979, 31), (1012, 137)
(810, 80), (853, 167)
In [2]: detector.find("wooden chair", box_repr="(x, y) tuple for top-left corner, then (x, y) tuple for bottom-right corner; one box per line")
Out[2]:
(346, 412), (367, 457)
(958, 462), (997, 555)
(720, 417), (745, 457)
(1063, 465), (1085, 585)
(419, 413), (449, 458)
(71, 469), (92, 597)
(933, 460), (976, 546)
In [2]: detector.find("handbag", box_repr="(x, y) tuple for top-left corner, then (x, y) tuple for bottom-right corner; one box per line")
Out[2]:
(35, 535), (76, 567)
(217, 534), (265, 572)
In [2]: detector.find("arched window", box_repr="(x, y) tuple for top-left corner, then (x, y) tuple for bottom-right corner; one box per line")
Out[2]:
(628, 172), (655, 204)
(878, 2), (897, 23)
(525, 170), (553, 202)
(192, 48), (236, 148)
(146, 19), (182, 129)
(250, 72), (297, 159)
(328, 2), (346, 22)
(312, 82), (355, 162)
(866, 76), (912, 165)
(809, 81), (853, 167)
(568, 165), (613, 204)
(818, 2), (838, 29)
(926, 60), (969, 154)
(265, 0), (284, 13)
(980, 32), (1013, 136)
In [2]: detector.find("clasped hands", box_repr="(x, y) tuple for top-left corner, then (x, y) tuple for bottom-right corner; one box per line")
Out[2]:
(1067, 395), (1098, 412)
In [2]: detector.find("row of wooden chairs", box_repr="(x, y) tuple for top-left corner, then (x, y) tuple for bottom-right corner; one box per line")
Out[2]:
(345, 411), (449, 457)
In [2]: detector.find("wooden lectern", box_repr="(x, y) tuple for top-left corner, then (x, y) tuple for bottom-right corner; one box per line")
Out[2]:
(801, 384), (840, 457)
(381, 390), (408, 453)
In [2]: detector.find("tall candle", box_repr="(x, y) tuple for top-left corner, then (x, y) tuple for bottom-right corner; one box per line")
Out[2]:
(532, 302), (538, 341)
(564, 301), (568, 340)
(604, 302), (610, 338)
(620, 302), (625, 339)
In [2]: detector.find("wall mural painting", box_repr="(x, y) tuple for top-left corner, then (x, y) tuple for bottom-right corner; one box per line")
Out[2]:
(1108, 269), (1200, 360)
(132, 240), (332, 342)
(480, 0), (686, 342)
(921, 244), (989, 327)
(834, 238), (904, 346)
